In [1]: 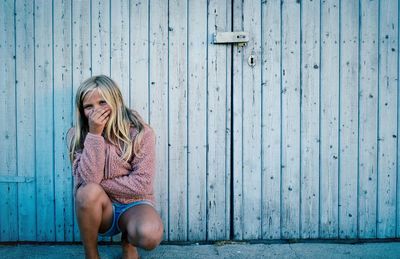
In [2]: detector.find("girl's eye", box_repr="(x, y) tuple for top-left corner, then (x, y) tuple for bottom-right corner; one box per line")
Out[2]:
(83, 105), (93, 110)
(100, 100), (107, 105)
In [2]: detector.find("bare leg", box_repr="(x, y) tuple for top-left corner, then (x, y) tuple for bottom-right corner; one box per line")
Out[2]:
(121, 231), (139, 259)
(118, 204), (163, 258)
(75, 183), (114, 259)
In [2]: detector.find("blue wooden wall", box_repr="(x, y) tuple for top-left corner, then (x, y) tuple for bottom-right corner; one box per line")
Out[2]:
(0, 0), (399, 242)
(232, 0), (400, 240)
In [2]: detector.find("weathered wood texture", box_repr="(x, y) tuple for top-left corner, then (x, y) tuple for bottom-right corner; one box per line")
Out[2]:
(320, 0), (340, 239)
(0, 0), (231, 242)
(359, 0), (378, 239)
(232, 0), (399, 240)
(0, 0), (399, 242)
(0, 0), (18, 242)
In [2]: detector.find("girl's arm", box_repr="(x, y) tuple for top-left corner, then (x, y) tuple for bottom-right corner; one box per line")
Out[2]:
(72, 132), (106, 185)
(100, 127), (156, 197)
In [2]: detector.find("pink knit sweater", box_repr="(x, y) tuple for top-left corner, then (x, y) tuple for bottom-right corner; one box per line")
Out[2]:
(69, 126), (156, 205)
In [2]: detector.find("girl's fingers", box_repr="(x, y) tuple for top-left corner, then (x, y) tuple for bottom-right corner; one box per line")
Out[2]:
(94, 108), (106, 117)
(89, 110), (110, 126)
(89, 109), (99, 120)
(100, 115), (110, 124)
(90, 108), (109, 121)
(98, 110), (110, 120)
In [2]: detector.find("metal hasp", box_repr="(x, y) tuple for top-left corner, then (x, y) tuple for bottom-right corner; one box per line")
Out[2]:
(213, 31), (249, 47)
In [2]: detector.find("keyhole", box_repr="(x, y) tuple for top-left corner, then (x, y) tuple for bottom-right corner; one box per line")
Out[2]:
(248, 55), (256, 67)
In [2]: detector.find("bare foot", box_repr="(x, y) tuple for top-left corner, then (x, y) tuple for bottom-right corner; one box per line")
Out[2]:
(122, 239), (139, 259)
(84, 250), (100, 259)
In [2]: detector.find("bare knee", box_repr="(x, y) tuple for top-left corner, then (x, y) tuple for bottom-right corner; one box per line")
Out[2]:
(128, 221), (163, 250)
(75, 183), (105, 210)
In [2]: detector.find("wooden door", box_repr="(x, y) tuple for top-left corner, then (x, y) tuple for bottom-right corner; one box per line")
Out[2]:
(232, 0), (400, 240)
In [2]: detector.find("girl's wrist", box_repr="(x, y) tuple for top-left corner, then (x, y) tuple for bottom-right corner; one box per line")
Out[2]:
(88, 131), (103, 137)
(88, 127), (103, 136)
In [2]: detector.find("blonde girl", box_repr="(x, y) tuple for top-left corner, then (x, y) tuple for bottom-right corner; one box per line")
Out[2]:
(68, 75), (163, 259)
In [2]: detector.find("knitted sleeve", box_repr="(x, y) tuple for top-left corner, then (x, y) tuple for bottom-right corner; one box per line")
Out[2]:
(71, 132), (106, 185)
(100, 127), (156, 197)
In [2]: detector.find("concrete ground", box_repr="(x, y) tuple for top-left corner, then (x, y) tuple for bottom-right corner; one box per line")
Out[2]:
(0, 241), (399, 259)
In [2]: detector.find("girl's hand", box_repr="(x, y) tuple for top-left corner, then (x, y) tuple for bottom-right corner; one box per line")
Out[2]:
(88, 107), (111, 135)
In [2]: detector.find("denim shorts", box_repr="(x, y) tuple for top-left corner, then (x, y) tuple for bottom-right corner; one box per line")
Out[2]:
(99, 200), (153, 237)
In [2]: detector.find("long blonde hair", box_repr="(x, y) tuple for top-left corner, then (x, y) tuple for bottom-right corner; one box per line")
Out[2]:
(68, 75), (148, 162)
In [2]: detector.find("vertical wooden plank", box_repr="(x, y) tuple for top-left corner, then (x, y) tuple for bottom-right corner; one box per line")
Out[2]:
(72, 0), (91, 242)
(187, 0), (207, 241)
(92, 0), (110, 76)
(35, 0), (55, 241)
(221, 0), (233, 240)
(232, 0), (244, 240)
(149, 0), (169, 241)
(130, 0), (149, 120)
(261, 0), (281, 240)
(339, 0), (359, 239)
(92, 0), (111, 242)
(110, 0), (129, 243)
(0, 0), (18, 242)
(320, 0), (339, 239)
(358, 0), (378, 239)
(398, 0), (400, 238)
(241, 0), (262, 240)
(111, 0), (129, 107)
(377, 0), (398, 238)
(224, 0), (232, 240)
(16, 0), (36, 241)
(207, 0), (231, 241)
(281, 0), (301, 239)
(54, 0), (73, 242)
(168, 0), (188, 241)
(300, 0), (320, 239)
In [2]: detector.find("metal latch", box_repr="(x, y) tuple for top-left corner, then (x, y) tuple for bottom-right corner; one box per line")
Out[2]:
(213, 32), (249, 47)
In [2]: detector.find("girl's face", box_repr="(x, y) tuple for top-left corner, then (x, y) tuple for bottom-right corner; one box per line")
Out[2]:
(82, 88), (111, 119)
